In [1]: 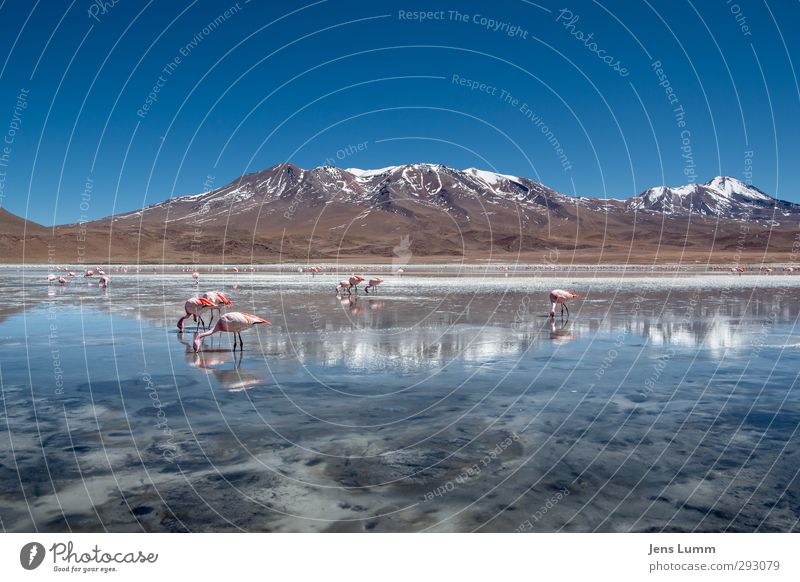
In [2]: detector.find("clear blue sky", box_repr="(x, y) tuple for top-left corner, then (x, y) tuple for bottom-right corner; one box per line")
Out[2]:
(0, 0), (797, 225)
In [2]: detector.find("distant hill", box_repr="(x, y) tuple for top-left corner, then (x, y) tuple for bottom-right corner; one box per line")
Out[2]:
(0, 208), (46, 235)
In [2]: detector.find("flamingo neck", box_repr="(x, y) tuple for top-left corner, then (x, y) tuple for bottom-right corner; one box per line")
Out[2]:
(196, 326), (217, 341)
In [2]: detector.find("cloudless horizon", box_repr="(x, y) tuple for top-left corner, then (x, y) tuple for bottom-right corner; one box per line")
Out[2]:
(0, 0), (798, 226)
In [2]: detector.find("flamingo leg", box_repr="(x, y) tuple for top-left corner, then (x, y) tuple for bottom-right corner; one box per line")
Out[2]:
(365, 286), (370, 294)
(238, 332), (244, 351)
(563, 303), (570, 317)
(209, 310), (215, 326)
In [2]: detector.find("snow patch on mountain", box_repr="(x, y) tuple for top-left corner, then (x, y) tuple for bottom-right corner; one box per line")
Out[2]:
(463, 167), (522, 184)
(346, 166), (399, 179)
(707, 176), (772, 201)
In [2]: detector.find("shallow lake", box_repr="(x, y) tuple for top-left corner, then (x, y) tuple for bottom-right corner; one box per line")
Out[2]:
(1, 269), (799, 532)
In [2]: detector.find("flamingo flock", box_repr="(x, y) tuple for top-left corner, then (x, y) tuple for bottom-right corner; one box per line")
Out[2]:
(59, 261), (800, 359)
(177, 291), (269, 353)
(336, 275), (365, 295)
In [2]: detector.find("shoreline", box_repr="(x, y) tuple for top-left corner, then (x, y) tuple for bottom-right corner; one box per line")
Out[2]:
(3, 262), (797, 273)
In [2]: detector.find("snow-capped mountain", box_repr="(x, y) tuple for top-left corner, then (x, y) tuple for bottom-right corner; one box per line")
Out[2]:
(6, 163), (798, 263)
(105, 164), (798, 239)
(113, 164), (794, 228)
(111, 162), (573, 227)
(627, 176), (792, 218)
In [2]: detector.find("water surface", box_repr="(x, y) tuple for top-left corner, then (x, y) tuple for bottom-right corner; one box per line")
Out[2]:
(1, 269), (799, 532)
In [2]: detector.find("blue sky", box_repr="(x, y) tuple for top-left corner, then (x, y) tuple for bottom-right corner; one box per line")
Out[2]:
(0, 0), (797, 225)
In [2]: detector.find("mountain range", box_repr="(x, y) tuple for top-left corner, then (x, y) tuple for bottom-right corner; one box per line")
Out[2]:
(1, 163), (797, 264)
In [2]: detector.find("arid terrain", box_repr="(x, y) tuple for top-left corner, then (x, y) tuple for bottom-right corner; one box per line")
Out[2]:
(1, 164), (797, 265)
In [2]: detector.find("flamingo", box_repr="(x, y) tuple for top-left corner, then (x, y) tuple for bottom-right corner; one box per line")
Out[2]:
(364, 277), (384, 294)
(549, 289), (579, 317)
(99, 276), (109, 288)
(336, 279), (353, 295)
(191, 271), (200, 281)
(177, 296), (216, 330)
(68, 271), (76, 277)
(202, 291), (233, 325)
(85, 270), (94, 277)
(47, 274), (56, 284)
(232, 266), (239, 273)
(58, 276), (67, 285)
(193, 312), (270, 352)
(349, 275), (365, 294)
(311, 266), (319, 276)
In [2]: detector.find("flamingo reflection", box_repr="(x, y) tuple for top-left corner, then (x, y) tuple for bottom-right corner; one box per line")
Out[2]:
(549, 319), (576, 343)
(177, 334), (267, 392)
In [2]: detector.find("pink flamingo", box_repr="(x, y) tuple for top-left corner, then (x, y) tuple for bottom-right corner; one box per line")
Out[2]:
(59, 276), (68, 285)
(191, 271), (200, 281)
(202, 291), (233, 324)
(549, 289), (579, 317)
(177, 296), (216, 330)
(311, 266), (319, 276)
(85, 270), (94, 277)
(349, 275), (365, 294)
(68, 271), (76, 277)
(99, 276), (109, 288)
(47, 274), (56, 284)
(364, 277), (384, 294)
(193, 312), (270, 352)
(336, 279), (353, 295)
(232, 266), (239, 273)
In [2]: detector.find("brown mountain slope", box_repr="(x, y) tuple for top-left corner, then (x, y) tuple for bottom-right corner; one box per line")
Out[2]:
(2, 164), (798, 264)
